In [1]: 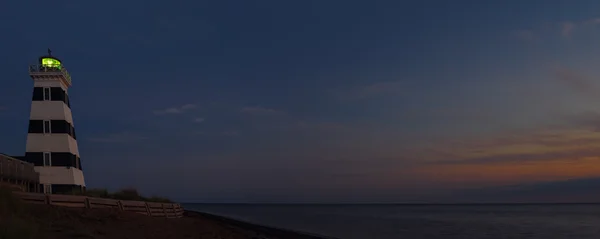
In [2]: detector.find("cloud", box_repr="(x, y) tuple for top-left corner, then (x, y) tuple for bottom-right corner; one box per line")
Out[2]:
(87, 132), (148, 143)
(240, 106), (283, 115)
(560, 21), (575, 37)
(0, 106), (6, 111)
(568, 112), (600, 130)
(512, 29), (536, 41)
(435, 148), (600, 166)
(554, 66), (598, 97)
(557, 17), (600, 38)
(180, 104), (196, 110)
(558, 111), (600, 133)
(515, 17), (600, 40)
(153, 104), (196, 115)
(585, 18), (600, 25)
(193, 117), (204, 123)
(421, 115), (600, 167)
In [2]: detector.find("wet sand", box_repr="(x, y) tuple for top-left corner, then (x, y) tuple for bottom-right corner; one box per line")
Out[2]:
(185, 210), (335, 239)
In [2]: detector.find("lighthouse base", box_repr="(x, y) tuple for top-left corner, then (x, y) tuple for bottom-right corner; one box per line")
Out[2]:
(40, 184), (86, 194)
(35, 166), (86, 194)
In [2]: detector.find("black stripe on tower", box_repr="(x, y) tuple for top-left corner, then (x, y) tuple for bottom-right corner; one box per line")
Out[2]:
(28, 120), (77, 140)
(32, 87), (71, 108)
(21, 152), (82, 170)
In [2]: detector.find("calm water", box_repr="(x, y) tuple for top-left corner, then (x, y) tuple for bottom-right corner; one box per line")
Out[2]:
(183, 204), (600, 239)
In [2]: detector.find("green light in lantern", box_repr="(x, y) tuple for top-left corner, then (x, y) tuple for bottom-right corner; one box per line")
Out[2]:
(41, 58), (61, 69)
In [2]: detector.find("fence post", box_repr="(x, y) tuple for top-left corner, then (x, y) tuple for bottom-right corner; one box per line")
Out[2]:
(175, 204), (182, 218)
(173, 204), (178, 217)
(117, 200), (124, 211)
(45, 194), (51, 205)
(167, 204), (173, 218)
(84, 197), (91, 209)
(162, 203), (167, 218)
(145, 202), (151, 216)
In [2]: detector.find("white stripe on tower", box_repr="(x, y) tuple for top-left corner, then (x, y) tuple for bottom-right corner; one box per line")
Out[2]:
(25, 51), (85, 194)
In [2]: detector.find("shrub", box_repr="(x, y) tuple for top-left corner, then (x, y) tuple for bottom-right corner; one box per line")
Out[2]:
(83, 188), (109, 198)
(110, 188), (144, 201)
(146, 196), (172, 203)
(70, 187), (173, 203)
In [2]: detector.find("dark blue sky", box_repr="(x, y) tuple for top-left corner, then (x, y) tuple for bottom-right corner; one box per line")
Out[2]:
(4, 0), (600, 203)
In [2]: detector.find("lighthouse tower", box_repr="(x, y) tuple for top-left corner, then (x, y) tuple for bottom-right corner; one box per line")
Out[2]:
(24, 50), (85, 194)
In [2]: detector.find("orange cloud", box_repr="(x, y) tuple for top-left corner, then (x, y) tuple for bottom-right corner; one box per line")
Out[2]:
(399, 125), (600, 188)
(419, 157), (600, 187)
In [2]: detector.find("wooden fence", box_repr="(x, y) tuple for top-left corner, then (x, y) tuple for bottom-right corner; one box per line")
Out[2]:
(12, 191), (184, 218)
(0, 154), (40, 193)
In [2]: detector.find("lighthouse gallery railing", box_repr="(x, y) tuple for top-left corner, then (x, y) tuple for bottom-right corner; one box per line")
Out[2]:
(29, 64), (72, 86)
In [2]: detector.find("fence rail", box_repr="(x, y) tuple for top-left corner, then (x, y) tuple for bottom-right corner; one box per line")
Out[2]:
(12, 192), (184, 218)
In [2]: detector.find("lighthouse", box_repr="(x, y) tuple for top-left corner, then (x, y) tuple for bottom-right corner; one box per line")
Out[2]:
(24, 50), (85, 194)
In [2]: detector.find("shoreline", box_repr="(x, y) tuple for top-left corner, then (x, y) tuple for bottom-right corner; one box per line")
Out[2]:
(185, 210), (338, 239)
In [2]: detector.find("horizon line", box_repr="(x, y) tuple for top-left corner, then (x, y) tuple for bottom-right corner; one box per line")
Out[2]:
(179, 202), (600, 205)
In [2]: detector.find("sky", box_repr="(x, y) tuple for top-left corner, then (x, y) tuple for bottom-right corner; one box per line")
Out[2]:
(3, 0), (600, 203)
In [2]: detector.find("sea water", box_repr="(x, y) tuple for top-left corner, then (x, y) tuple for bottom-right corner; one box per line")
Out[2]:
(183, 204), (600, 239)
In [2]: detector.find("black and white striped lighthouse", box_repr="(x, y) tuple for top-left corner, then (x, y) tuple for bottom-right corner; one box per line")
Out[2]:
(24, 50), (85, 194)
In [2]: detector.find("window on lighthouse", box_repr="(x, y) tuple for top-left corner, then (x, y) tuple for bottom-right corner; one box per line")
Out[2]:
(43, 153), (51, 166)
(43, 87), (50, 101)
(43, 120), (51, 134)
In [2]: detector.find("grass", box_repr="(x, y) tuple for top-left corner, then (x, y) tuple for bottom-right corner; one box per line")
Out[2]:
(69, 188), (173, 203)
(0, 187), (38, 239)
(0, 186), (174, 239)
(0, 186), (23, 215)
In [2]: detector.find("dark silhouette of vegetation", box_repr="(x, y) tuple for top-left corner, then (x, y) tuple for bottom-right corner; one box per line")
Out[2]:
(0, 187), (38, 239)
(69, 188), (173, 203)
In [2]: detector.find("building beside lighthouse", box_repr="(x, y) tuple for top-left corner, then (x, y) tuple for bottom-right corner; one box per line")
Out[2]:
(17, 50), (86, 194)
